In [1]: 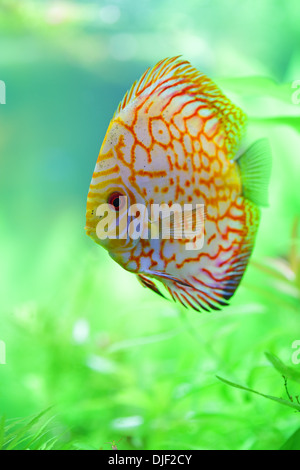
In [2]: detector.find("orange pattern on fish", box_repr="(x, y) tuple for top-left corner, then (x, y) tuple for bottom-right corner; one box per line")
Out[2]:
(85, 57), (271, 312)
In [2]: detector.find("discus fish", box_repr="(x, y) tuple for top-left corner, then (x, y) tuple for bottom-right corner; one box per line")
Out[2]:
(85, 57), (271, 312)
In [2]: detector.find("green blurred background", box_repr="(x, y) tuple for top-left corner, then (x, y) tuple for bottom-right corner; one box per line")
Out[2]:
(1, 0), (300, 450)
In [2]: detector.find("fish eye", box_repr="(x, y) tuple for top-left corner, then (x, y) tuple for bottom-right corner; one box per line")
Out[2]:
(107, 192), (125, 211)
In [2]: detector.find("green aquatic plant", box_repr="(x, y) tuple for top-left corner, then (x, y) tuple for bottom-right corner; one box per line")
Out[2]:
(0, 408), (62, 450)
(217, 351), (300, 450)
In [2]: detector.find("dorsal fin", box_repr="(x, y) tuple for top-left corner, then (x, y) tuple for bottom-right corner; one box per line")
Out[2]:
(114, 57), (247, 156)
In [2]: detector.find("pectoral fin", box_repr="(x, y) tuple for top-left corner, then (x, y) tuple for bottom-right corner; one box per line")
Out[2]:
(149, 205), (205, 241)
(238, 138), (272, 207)
(137, 274), (167, 299)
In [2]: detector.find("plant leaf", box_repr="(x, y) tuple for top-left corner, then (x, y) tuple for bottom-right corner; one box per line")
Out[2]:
(216, 376), (300, 412)
(5, 407), (53, 451)
(0, 416), (5, 450)
(280, 428), (300, 450)
(265, 352), (300, 384)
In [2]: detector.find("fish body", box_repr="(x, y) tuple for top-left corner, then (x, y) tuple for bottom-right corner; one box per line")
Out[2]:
(86, 57), (271, 311)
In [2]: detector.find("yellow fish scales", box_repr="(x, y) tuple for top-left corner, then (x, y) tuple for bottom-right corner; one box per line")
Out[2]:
(85, 57), (271, 312)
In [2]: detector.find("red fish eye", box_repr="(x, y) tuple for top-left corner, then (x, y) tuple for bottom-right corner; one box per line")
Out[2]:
(108, 192), (124, 211)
